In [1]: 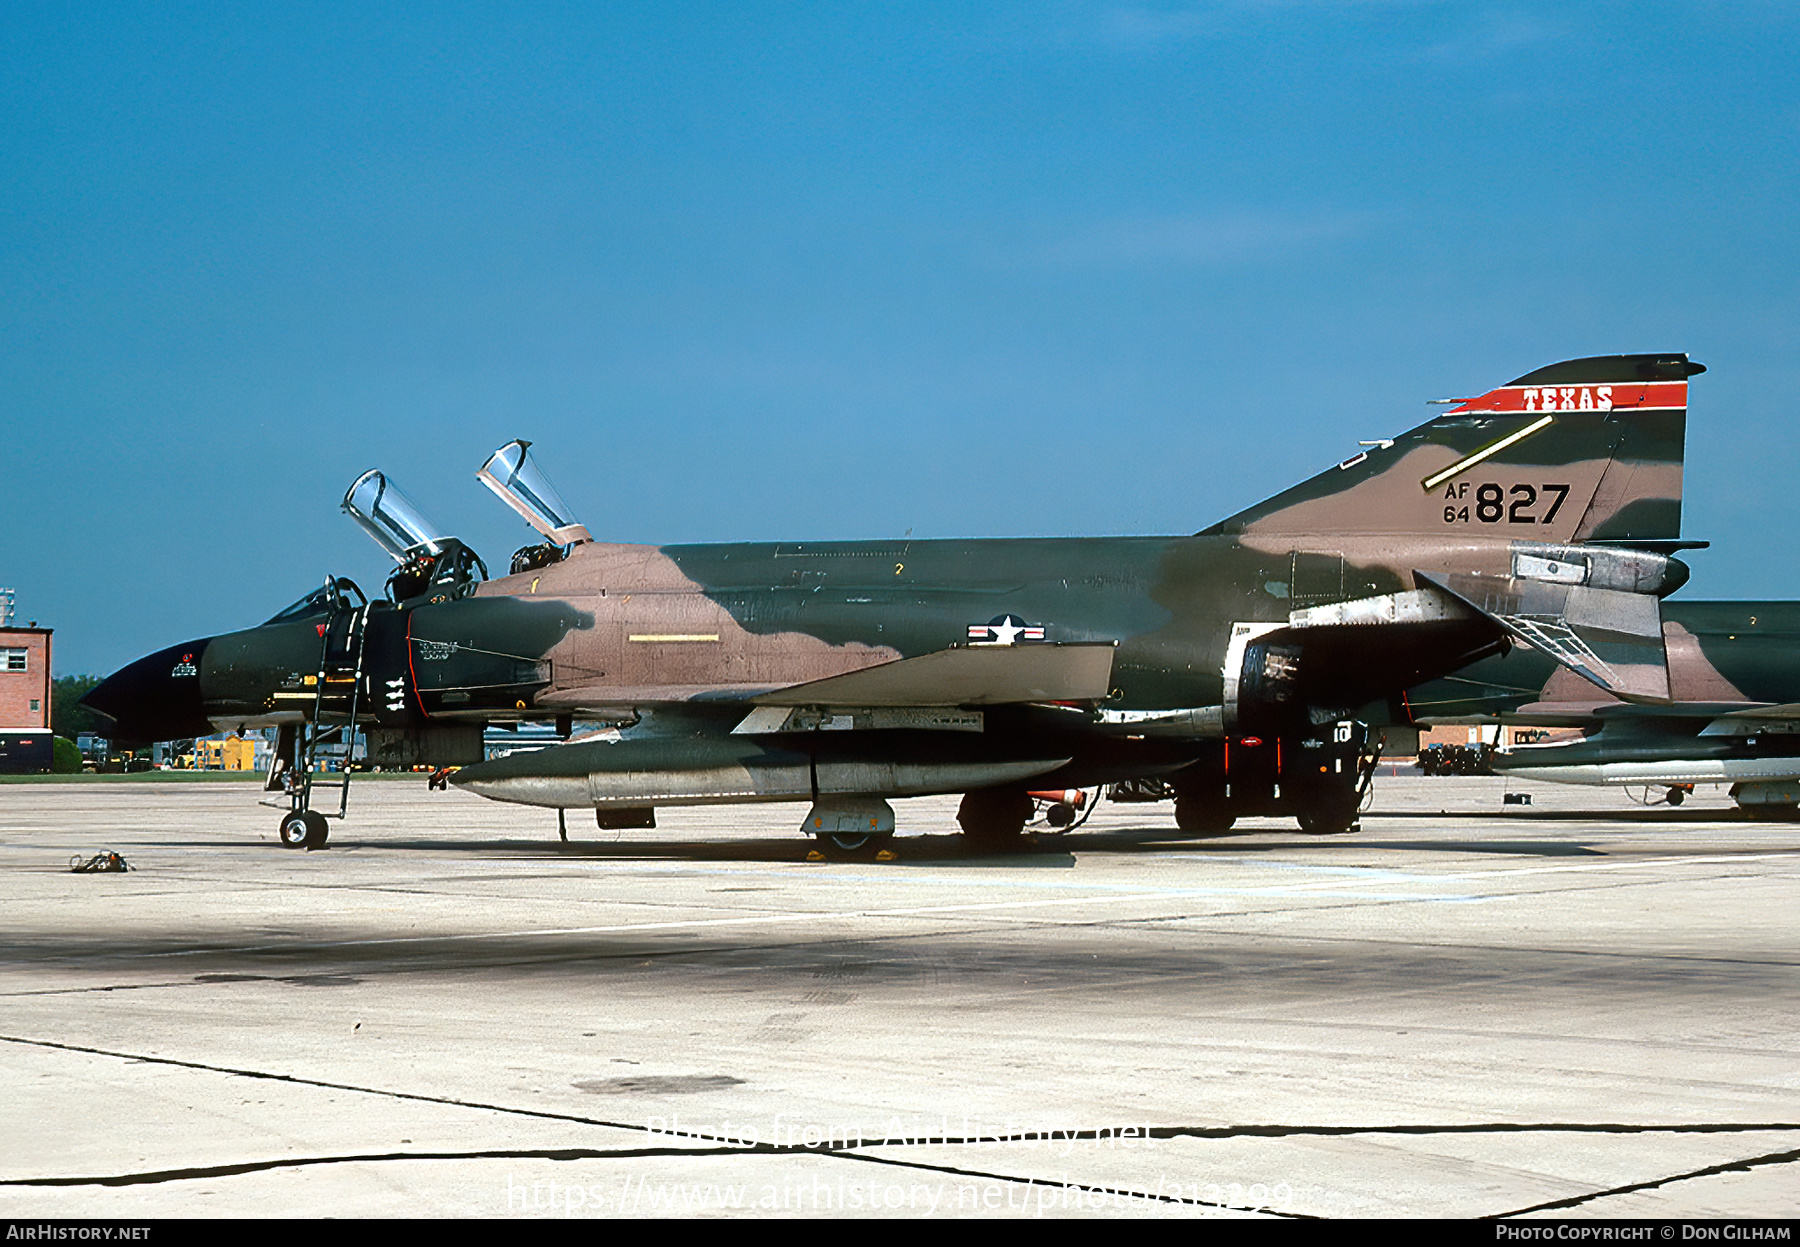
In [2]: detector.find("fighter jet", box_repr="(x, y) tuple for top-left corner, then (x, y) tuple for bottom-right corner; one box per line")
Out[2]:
(85, 353), (1702, 854)
(1402, 600), (1800, 816)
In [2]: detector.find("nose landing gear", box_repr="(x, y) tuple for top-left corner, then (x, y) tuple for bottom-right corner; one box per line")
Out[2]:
(263, 579), (370, 852)
(278, 810), (330, 850)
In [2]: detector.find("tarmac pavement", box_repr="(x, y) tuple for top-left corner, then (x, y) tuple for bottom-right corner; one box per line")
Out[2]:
(0, 772), (1795, 1218)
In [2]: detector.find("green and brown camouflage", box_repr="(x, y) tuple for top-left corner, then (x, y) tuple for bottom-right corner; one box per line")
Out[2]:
(1404, 601), (1800, 722)
(1402, 600), (1800, 809)
(85, 352), (1705, 847)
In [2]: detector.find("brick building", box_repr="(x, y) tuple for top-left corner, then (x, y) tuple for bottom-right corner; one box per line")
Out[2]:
(0, 626), (53, 773)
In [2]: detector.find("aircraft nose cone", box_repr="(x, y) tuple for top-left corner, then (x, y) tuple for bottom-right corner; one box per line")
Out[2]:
(83, 638), (217, 745)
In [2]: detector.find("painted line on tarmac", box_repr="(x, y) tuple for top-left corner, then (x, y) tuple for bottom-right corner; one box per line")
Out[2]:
(1354, 850), (1799, 889)
(132, 851), (1800, 958)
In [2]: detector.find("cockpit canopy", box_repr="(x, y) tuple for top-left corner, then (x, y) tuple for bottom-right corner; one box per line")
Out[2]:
(262, 577), (367, 625)
(341, 470), (486, 606)
(342, 470), (451, 562)
(476, 440), (592, 546)
(263, 583), (338, 625)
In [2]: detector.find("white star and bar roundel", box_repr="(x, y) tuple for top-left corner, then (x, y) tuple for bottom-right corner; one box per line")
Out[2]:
(967, 614), (1046, 646)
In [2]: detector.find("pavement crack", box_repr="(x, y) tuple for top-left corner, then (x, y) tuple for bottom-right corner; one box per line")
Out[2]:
(6, 1034), (1797, 1151)
(7, 1031), (1797, 1214)
(0, 1146), (754, 1188)
(1493, 1143), (1800, 1216)
(827, 1148), (1313, 1217)
(1154, 1122), (1800, 1142)
(0, 1033), (646, 1133)
(0, 1140), (1304, 1216)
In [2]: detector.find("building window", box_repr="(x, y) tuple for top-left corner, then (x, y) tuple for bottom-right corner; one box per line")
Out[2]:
(2, 649), (24, 672)
(30, 699), (40, 712)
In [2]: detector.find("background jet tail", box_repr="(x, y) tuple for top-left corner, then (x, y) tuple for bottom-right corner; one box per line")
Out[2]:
(1418, 572), (1673, 704)
(1202, 353), (1701, 543)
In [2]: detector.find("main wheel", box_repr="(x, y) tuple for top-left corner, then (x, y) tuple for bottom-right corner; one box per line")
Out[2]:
(1174, 796), (1236, 836)
(958, 789), (1034, 850)
(1295, 801), (1359, 836)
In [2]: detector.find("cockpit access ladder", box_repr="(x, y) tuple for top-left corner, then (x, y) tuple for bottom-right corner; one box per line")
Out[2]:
(262, 577), (370, 848)
(299, 593), (370, 821)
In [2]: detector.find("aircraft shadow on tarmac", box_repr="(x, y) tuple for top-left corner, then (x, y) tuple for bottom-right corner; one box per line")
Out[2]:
(22, 830), (1797, 987)
(1381, 806), (1791, 824)
(125, 805), (1797, 865)
(204, 825), (1657, 863)
(17, 916), (1795, 1004)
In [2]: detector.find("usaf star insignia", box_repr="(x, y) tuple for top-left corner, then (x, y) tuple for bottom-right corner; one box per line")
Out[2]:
(967, 614), (1047, 646)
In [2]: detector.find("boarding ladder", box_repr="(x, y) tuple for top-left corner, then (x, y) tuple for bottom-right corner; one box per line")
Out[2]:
(264, 578), (370, 821)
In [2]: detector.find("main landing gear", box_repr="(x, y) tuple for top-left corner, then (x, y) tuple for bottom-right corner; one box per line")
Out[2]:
(956, 788), (1036, 851)
(1167, 721), (1377, 838)
(1294, 794), (1363, 837)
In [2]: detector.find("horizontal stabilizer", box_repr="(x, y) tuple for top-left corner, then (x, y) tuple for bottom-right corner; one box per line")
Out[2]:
(1418, 571), (1671, 705)
(753, 642), (1117, 707)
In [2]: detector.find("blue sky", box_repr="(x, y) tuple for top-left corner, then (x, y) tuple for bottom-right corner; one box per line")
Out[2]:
(5, 1), (1798, 675)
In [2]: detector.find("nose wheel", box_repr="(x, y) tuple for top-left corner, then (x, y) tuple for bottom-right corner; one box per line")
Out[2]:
(278, 810), (330, 850)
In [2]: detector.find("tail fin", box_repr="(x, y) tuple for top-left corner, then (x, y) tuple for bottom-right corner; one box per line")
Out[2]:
(1202, 353), (1701, 543)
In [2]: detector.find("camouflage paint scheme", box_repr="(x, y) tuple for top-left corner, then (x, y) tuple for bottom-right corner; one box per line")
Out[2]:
(85, 353), (1703, 839)
(1405, 601), (1800, 804)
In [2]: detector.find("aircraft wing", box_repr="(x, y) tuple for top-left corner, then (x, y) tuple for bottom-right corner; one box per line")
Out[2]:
(531, 642), (1118, 716)
(1416, 571), (1671, 705)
